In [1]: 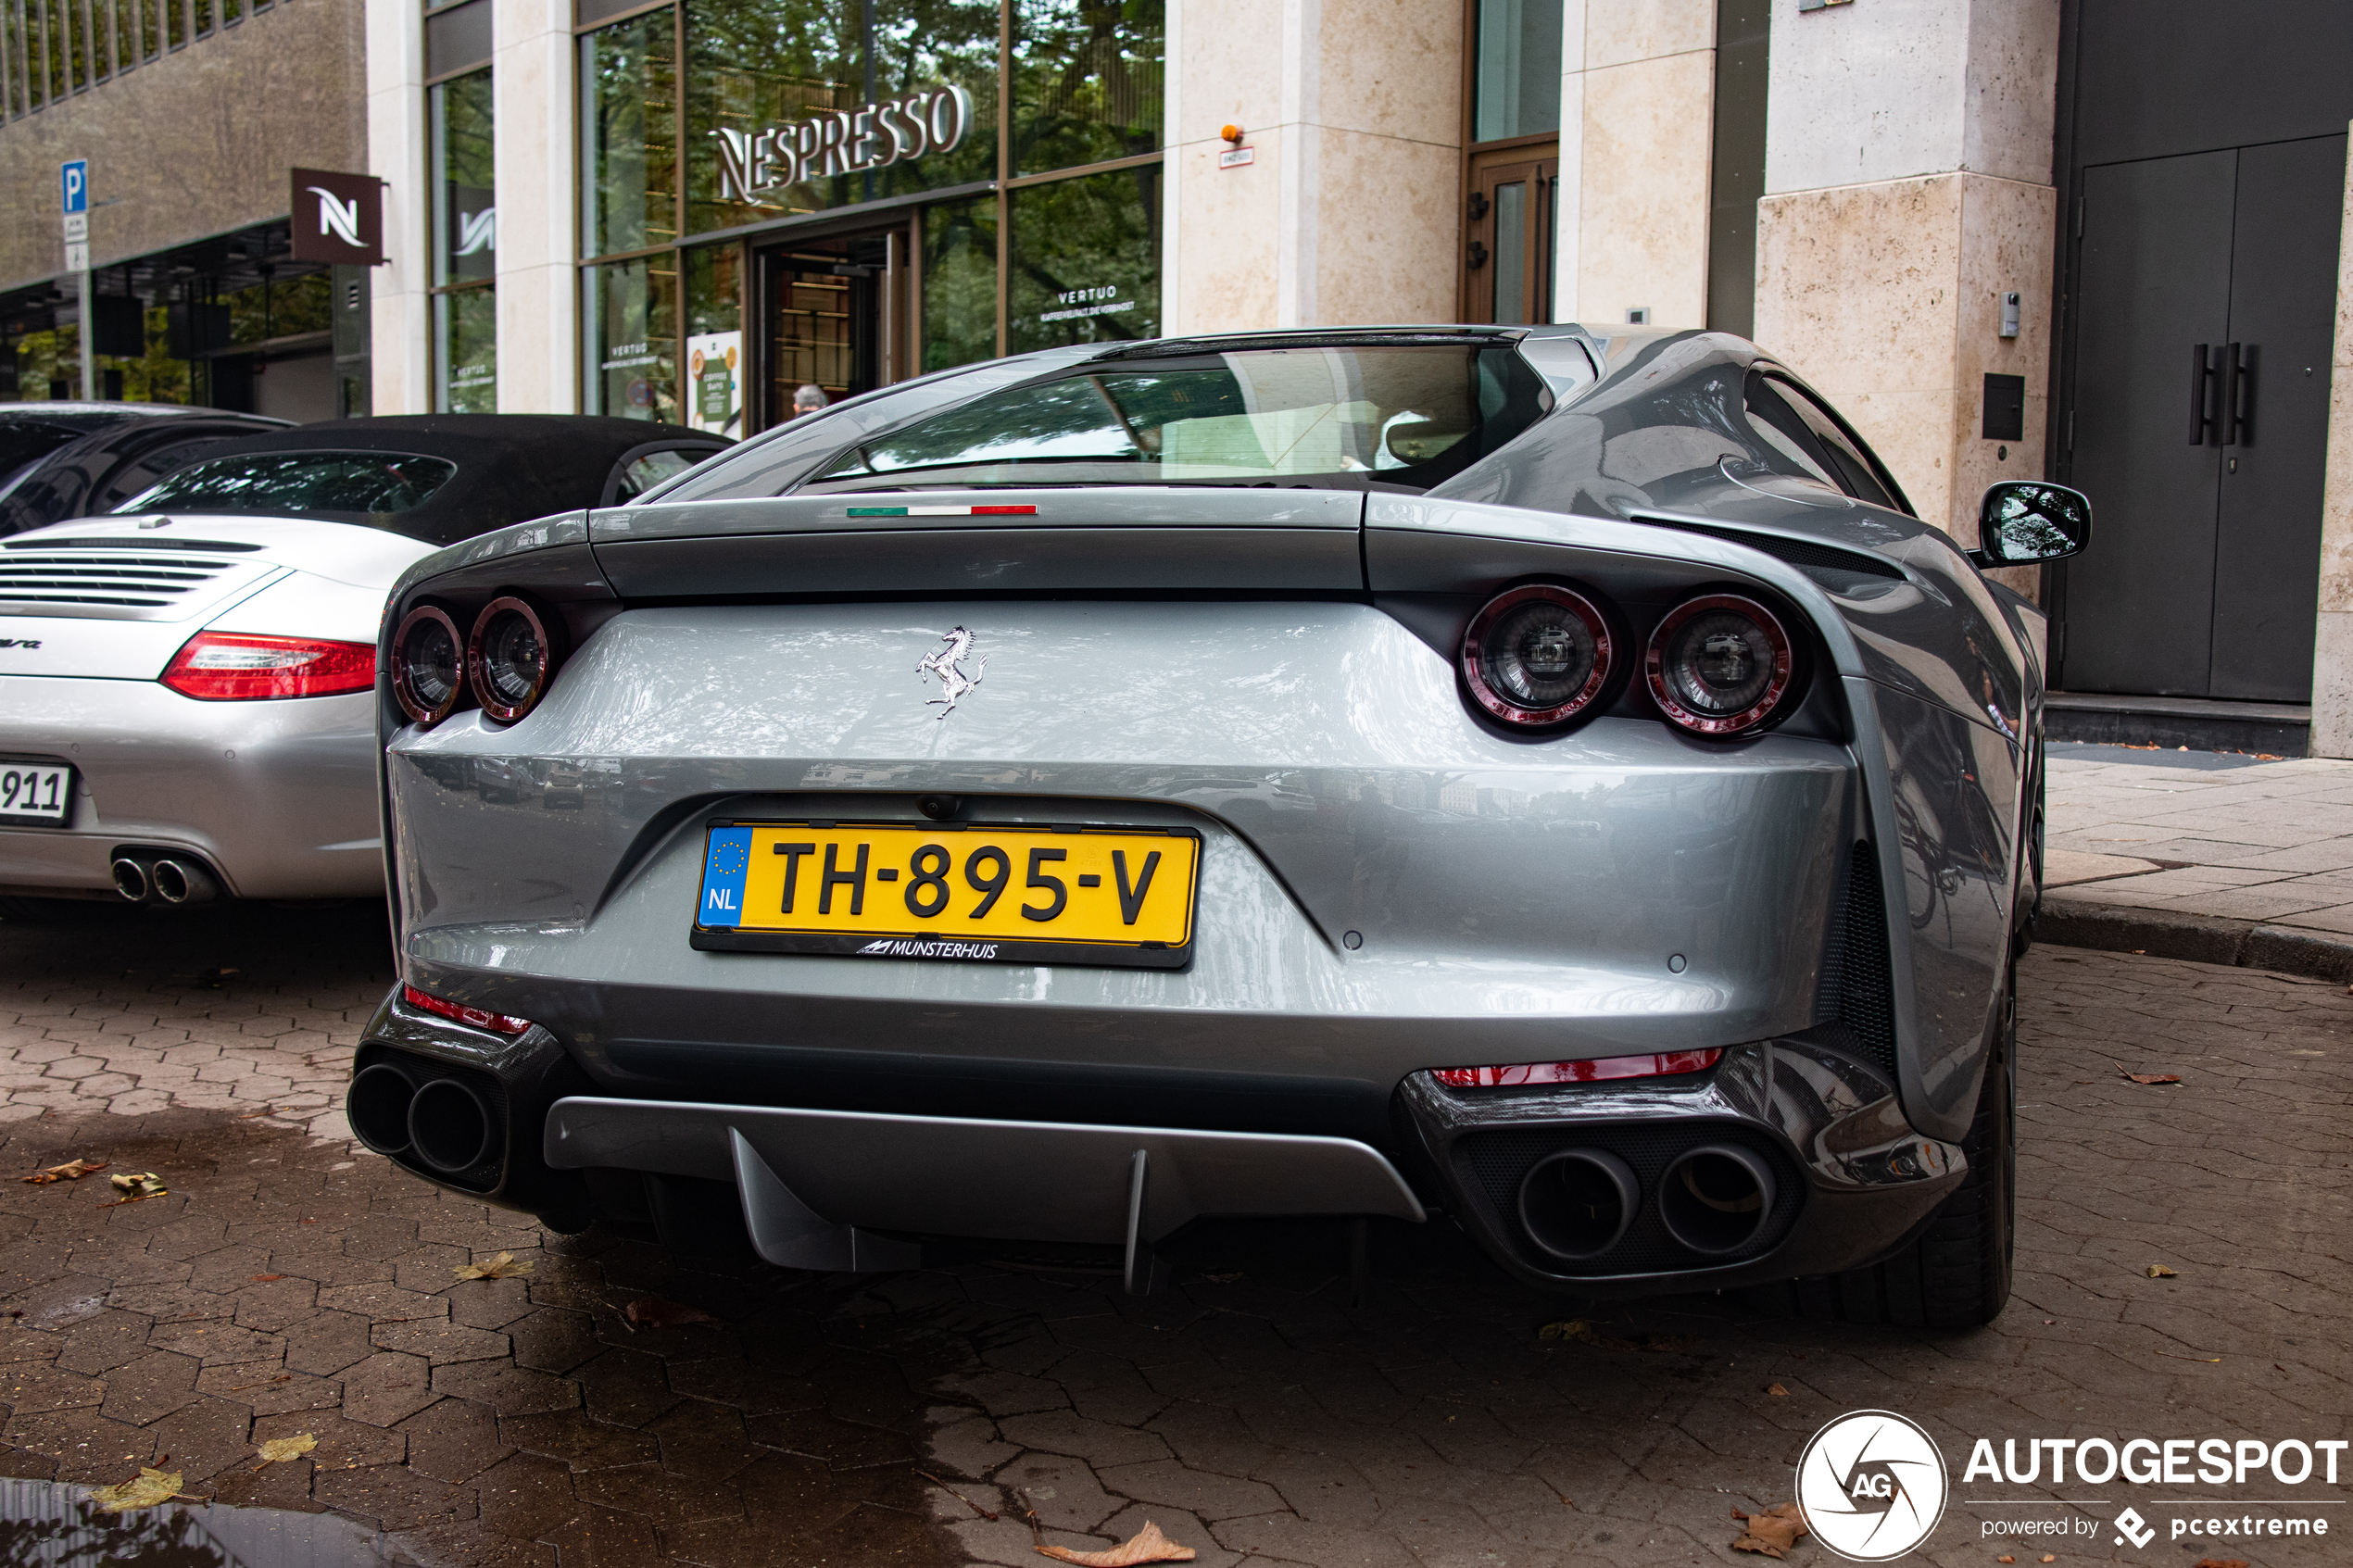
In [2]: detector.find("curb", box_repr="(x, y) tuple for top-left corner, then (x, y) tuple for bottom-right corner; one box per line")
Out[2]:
(2038, 895), (2353, 984)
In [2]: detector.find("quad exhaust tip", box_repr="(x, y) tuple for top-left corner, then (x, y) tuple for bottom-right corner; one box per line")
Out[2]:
(346, 1064), (417, 1157)
(407, 1076), (497, 1174)
(1656, 1144), (1776, 1256)
(1516, 1148), (1640, 1261)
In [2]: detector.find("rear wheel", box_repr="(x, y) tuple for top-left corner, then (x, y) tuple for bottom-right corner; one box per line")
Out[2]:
(1770, 976), (2016, 1328)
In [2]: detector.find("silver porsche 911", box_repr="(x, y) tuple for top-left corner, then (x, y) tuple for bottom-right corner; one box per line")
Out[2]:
(351, 327), (2090, 1326)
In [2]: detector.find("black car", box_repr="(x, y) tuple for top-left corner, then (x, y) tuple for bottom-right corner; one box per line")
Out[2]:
(0, 402), (292, 536)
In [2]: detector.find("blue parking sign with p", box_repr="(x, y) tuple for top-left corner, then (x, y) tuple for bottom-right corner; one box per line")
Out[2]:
(59, 160), (87, 215)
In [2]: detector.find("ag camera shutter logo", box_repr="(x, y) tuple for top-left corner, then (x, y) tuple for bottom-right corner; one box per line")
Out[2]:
(1796, 1411), (1949, 1561)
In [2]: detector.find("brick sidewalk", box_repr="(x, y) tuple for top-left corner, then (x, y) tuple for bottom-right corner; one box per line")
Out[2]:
(2045, 750), (2353, 935)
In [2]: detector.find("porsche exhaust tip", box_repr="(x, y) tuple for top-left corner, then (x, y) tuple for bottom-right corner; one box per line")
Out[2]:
(1656, 1144), (1775, 1255)
(109, 858), (151, 902)
(150, 858), (219, 906)
(346, 1064), (416, 1157)
(1516, 1148), (1640, 1261)
(407, 1075), (497, 1173)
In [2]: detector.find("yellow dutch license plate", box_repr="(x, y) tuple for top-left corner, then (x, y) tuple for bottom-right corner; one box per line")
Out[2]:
(690, 821), (1202, 969)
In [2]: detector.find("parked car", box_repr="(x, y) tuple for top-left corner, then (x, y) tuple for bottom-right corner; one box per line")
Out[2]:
(353, 330), (2089, 1325)
(0, 402), (292, 536)
(0, 415), (727, 918)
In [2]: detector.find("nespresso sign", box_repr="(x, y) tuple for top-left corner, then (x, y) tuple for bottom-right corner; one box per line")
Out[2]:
(714, 84), (975, 207)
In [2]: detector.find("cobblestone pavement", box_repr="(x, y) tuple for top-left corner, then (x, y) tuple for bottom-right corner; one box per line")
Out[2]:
(0, 903), (2347, 1566)
(2046, 748), (2353, 935)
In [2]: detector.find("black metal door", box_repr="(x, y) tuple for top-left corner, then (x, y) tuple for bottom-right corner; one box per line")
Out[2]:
(2063, 135), (2344, 701)
(2209, 135), (2345, 700)
(2062, 151), (2233, 696)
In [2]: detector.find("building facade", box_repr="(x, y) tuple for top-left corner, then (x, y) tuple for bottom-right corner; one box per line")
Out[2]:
(4, 0), (2349, 755)
(0, 0), (369, 418)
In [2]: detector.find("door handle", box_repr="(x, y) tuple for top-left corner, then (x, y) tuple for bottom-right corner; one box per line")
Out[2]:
(2188, 343), (2218, 444)
(2222, 342), (2253, 446)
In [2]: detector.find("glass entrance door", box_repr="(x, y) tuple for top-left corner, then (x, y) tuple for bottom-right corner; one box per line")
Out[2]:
(755, 228), (907, 433)
(1467, 150), (1557, 325)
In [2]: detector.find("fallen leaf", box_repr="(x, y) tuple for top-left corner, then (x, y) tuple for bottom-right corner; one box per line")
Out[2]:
(623, 1297), (717, 1328)
(2193, 1559), (2248, 1568)
(23, 1159), (105, 1185)
(2147, 1264), (2178, 1278)
(255, 1433), (316, 1465)
(88, 1467), (182, 1512)
(1766, 1382), (1790, 1396)
(1538, 1318), (1608, 1347)
(2042, 1556), (2057, 1563)
(452, 1251), (532, 1281)
(249, 1274), (285, 1284)
(104, 1172), (167, 1204)
(1997, 1556), (2015, 1563)
(1036, 1521), (1196, 1565)
(1731, 1502), (1809, 1559)
(2113, 1060), (2183, 1085)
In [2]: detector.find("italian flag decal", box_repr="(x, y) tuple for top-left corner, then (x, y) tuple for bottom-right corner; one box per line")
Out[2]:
(844, 504), (1040, 517)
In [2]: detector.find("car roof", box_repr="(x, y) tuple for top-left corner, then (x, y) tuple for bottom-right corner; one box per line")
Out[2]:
(0, 402), (284, 431)
(129, 413), (730, 546)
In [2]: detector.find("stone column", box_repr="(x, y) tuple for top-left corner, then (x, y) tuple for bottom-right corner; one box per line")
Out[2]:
(365, 0), (430, 414)
(493, 0), (577, 413)
(1752, 0), (2060, 557)
(1163, 0), (1462, 333)
(1554, 0), (1718, 329)
(2308, 132), (2353, 758)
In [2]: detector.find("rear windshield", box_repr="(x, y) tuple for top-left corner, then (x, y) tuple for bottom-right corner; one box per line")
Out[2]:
(801, 345), (1550, 493)
(118, 451), (459, 517)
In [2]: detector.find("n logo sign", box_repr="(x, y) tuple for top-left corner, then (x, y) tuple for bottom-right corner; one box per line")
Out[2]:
(291, 168), (384, 266)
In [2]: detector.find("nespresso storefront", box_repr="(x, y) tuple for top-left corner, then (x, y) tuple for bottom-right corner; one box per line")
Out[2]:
(539, 0), (1162, 435)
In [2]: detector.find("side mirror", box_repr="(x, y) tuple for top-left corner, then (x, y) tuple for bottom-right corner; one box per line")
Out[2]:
(1969, 481), (2091, 569)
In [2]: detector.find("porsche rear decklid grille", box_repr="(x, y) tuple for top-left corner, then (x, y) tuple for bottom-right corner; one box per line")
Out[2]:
(0, 552), (242, 607)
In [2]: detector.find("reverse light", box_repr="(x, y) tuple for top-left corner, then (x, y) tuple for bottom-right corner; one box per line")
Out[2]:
(400, 983), (534, 1036)
(1645, 593), (1794, 736)
(1461, 583), (1617, 727)
(391, 605), (465, 726)
(467, 596), (564, 723)
(161, 632), (376, 701)
(1431, 1048), (1722, 1087)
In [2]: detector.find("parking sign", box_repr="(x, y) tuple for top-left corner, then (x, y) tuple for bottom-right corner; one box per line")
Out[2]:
(59, 160), (86, 216)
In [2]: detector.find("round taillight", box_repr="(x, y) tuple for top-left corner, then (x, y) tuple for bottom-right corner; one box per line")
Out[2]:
(391, 606), (465, 727)
(1461, 584), (1616, 727)
(1645, 593), (1794, 736)
(467, 596), (564, 723)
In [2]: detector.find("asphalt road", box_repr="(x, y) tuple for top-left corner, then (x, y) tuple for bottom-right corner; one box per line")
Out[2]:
(0, 901), (2345, 1567)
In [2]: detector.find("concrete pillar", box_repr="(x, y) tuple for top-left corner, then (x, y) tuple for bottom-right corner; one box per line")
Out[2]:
(2308, 132), (2353, 758)
(1554, 0), (1718, 329)
(364, 0), (431, 415)
(1163, 0), (1462, 333)
(493, 0), (577, 413)
(1751, 0), (2059, 557)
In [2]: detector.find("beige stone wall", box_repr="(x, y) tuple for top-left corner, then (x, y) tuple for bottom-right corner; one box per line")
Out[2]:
(0, 1), (367, 293)
(367, 0), (429, 415)
(1755, 170), (2054, 549)
(1164, 0), (1462, 333)
(494, 0), (577, 413)
(2309, 132), (2353, 758)
(1556, 0), (1716, 328)
(1755, 0), (2061, 584)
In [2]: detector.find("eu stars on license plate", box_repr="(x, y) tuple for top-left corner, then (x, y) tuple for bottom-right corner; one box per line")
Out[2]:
(689, 821), (1202, 969)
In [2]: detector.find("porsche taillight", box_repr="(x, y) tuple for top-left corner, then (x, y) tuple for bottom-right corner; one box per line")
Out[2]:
(161, 632), (377, 701)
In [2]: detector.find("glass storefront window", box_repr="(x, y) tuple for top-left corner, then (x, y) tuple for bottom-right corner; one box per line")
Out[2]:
(582, 8), (679, 259)
(1473, 0), (1562, 144)
(1012, 0), (1162, 177)
(686, 0), (999, 234)
(432, 65), (497, 412)
(685, 243), (746, 435)
(1007, 163), (1159, 352)
(585, 256), (680, 421)
(434, 69), (497, 287)
(434, 285), (498, 413)
(921, 195), (998, 373)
